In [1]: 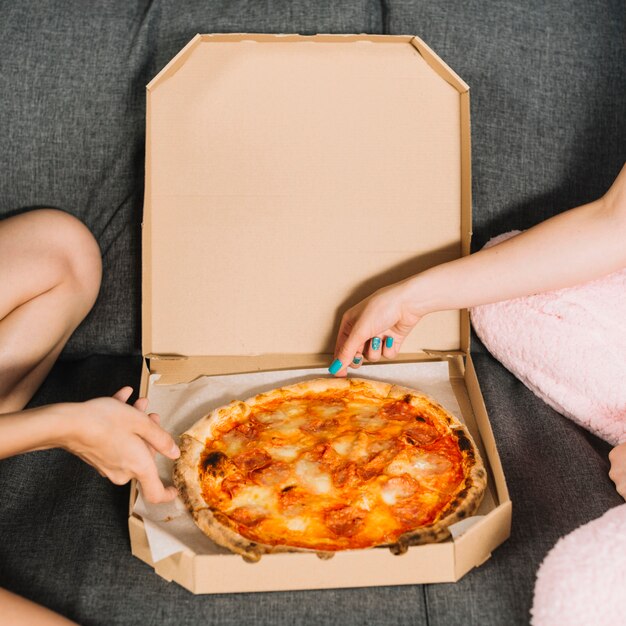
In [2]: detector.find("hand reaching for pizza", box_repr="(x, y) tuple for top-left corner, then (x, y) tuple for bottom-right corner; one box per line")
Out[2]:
(68, 387), (180, 503)
(331, 278), (424, 377)
(0, 387), (180, 504)
(609, 442), (626, 499)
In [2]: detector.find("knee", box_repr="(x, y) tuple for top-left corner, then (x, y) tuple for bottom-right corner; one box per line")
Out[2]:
(28, 209), (102, 312)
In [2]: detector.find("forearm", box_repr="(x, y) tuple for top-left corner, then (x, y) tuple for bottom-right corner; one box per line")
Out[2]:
(409, 193), (626, 315)
(0, 404), (78, 459)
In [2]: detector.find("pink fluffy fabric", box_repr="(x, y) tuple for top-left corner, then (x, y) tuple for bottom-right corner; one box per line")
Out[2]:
(471, 230), (626, 446)
(531, 503), (626, 625)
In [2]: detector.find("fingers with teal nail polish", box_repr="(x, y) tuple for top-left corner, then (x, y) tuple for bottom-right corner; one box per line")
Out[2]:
(382, 334), (400, 359)
(367, 336), (382, 362)
(351, 354), (363, 369)
(328, 358), (343, 375)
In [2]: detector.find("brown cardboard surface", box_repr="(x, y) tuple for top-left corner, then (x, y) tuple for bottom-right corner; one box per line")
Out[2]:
(134, 33), (511, 593)
(143, 33), (468, 360)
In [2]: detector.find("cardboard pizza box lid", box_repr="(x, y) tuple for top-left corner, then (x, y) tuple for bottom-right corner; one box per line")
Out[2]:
(143, 33), (471, 366)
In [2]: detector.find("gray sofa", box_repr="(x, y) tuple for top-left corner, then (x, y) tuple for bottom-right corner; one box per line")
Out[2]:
(0, 2), (623, 624)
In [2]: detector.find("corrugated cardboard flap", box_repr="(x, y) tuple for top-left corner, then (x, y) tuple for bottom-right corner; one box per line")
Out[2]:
(143, 33), (471, 364)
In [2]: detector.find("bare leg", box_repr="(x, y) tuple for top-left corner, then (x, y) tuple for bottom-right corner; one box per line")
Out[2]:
(0, 209), (101, 413)
(0, 588), (77, 625)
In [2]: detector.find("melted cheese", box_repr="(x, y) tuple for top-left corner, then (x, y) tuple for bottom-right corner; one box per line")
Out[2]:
(312, 404), (345, 418)
(268, 416), (307, 435)
(386, 451), (451, 480)
(380, 483), (400, 505)
(331, 434), (355, 456)
(222, 431), (245, 456)
(230, 485), (276, 513)
(265, 444), (301, 461)
(255, 410), (290, 424)
(352, 492), (375, 511)
(355, 414), (386, 431)
(286, 516), (310, 532)
(295, 460), (333, 494)
(348, 432), (371, 461)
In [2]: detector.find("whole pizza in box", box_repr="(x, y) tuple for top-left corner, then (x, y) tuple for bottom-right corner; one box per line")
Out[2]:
(174, 377), (486, 561)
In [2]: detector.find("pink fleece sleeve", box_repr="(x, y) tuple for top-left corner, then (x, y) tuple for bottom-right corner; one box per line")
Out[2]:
(470, 231), (626, 445)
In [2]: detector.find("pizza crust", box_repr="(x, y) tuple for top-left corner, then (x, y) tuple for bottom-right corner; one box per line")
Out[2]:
(184, 400), (251, 444)
(173, 377), (487, 561)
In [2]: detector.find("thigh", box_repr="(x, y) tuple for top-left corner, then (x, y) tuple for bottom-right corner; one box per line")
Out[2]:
(0, 587), (76, 625)
(0, 209), (101, 320)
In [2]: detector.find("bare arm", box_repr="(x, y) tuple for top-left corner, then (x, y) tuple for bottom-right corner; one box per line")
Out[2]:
(415, 169), (626, 314)
(331, 164), (626, 374)
(0, 388), (180, 503)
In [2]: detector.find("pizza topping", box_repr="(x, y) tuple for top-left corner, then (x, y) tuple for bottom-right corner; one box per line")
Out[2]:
(229, 506), (266, 527)
(403, 423), (440, 446)
(250, 461), (292, 486)
(307, 442), (342, 472)
(295, 459), (333, 494)
(222, 431), (247, 456)
(324, 506), (367, 537)
(357, 450), (393, 481)
(311, 403), (346, 419)
(380, 399), (420, 421)
(285, 516), (310, 532)
(411, 452), (452, 474)
(254, 409), (289, 424)
(347, 432), (371, 461)
(346, 401), (379, 419)
(386, 450), (452, 480)
(232, 449), (272, 473)
(230, 485), (275, 512)
(234, 421), (259, 439)
(332, 461), (359, 489)
(330, 434), (356, 456)
(380, 475), (419, 505)
(265, 444), (301, 461)
(300, 417), (339, 434)
(279, 486), (309, 516)
(221, 472), (247, 497)
(391, 499), (426, 524)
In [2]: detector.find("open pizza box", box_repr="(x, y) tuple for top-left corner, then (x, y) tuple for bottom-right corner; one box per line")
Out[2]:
(130, 33), (512, 594)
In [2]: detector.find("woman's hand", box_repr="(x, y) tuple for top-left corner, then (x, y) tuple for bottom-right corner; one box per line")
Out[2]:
(330, 278), (425, 376)
(64, 387), (180, 504)
(609, 442), (626, 499)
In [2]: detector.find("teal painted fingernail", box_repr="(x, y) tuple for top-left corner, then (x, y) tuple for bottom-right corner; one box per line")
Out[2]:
(385, 336), (394, 348)
(371, 337), (381, 351)
(352, 356), (363, 365)
(328, 359), (342, 375)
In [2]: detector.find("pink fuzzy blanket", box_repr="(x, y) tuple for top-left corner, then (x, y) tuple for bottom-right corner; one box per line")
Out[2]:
(470, 231), (626, 624)
(532, 503), (626, 625)
(471, 231), (626, 446)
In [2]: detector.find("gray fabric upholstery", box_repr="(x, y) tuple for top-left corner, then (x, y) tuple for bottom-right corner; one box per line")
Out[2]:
(385, 0), (626, 250)
(0, 1), (382, 356)
(0, 354), (619, 625)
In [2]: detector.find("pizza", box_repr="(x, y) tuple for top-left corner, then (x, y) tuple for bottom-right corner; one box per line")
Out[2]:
(173, 377), (486, 561)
